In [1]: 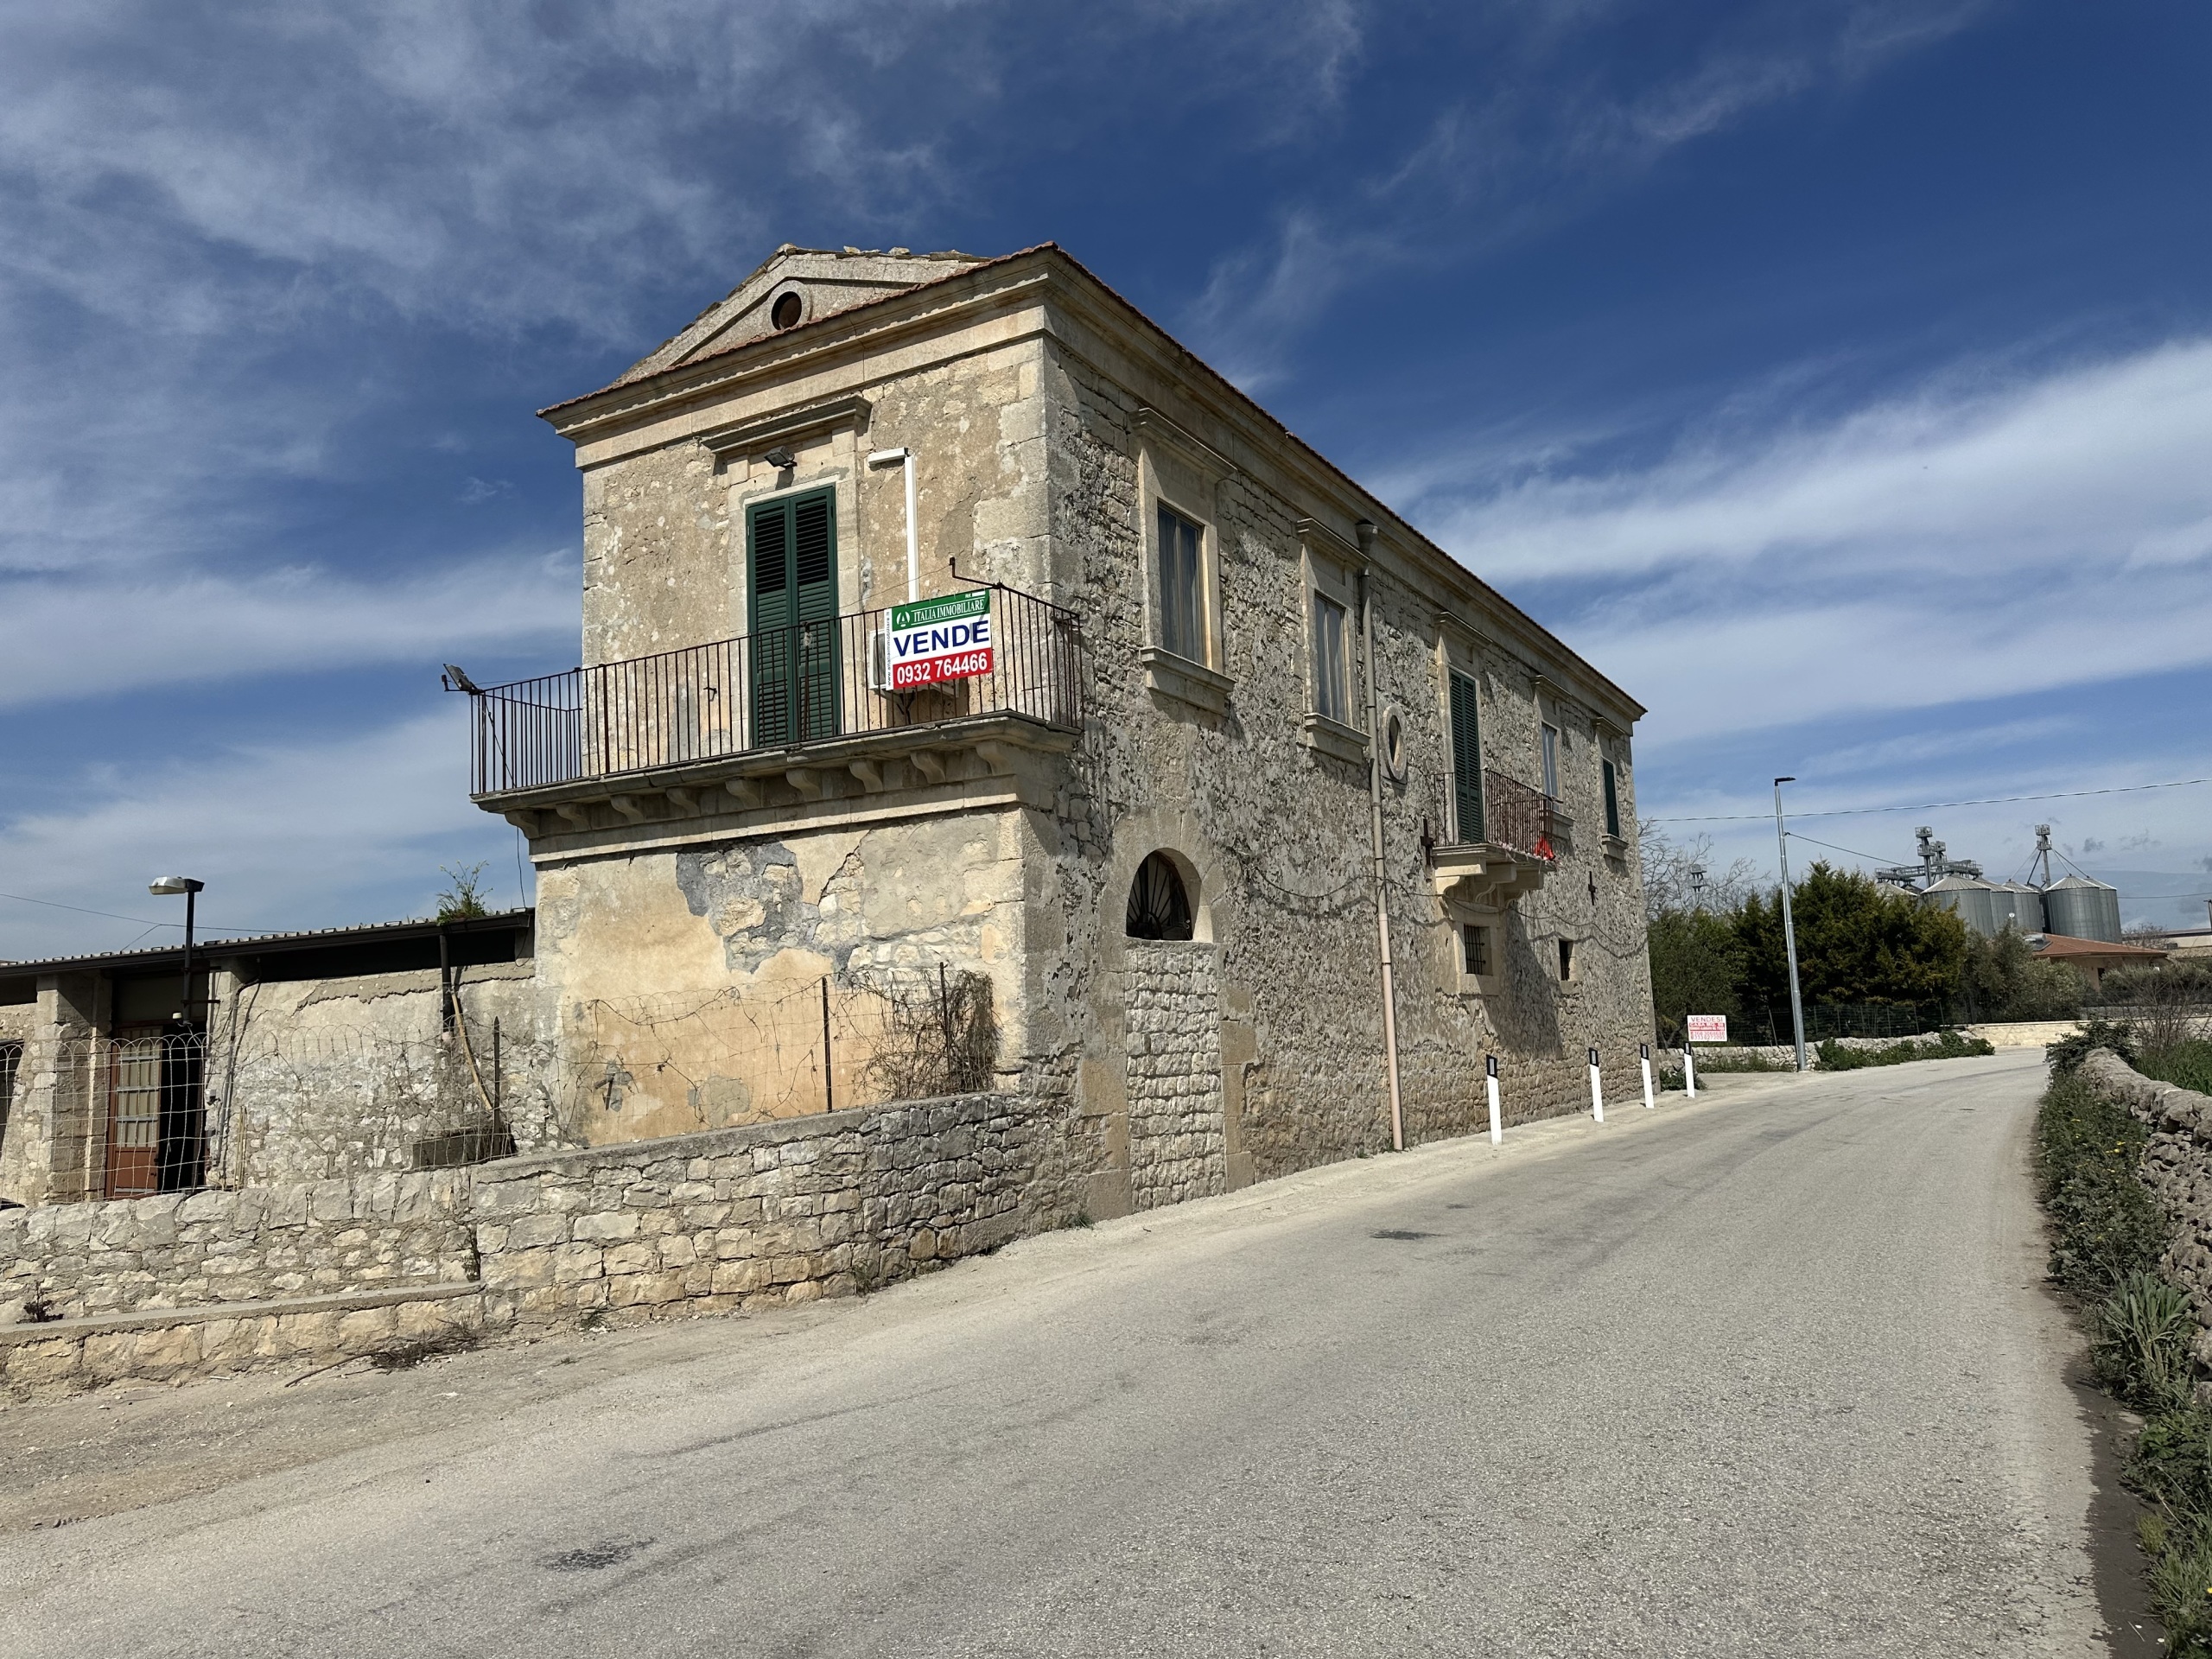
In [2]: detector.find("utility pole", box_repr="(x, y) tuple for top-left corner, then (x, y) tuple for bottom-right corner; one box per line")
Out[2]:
(1773, 779), (1808, 1071)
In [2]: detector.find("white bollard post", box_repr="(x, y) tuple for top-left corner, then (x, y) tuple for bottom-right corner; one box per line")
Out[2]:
(1485, 1053), (1502, 1146)
(1684, 1043), (1697, 1096)
(1587, 1046), (1605, 1123)
(1640, 1041), (1655, 1109)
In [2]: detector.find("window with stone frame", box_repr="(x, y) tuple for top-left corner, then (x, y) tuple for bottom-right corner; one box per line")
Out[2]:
(1156, 503), (1207, 664)
(1462, 924), (1492, 978)
(1603, 757), (1623, 838)
(1311, 591), (1350, 724)
(1541, 721), (1561, 799)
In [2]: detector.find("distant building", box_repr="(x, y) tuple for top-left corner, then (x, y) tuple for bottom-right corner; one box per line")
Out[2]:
(2026, 931), (2168, 991)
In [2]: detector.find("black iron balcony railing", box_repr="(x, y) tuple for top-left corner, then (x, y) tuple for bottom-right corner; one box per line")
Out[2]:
(465, 583), (1083, 797)
(1480, 767), (1565, 860)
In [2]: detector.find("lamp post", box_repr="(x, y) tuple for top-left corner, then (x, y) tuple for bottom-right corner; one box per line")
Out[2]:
(149, 876), (205, 1029)
(1771, 781), (1807, 1071)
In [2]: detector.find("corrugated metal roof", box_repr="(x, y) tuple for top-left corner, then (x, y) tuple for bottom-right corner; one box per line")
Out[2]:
(0, 908), (533, 977)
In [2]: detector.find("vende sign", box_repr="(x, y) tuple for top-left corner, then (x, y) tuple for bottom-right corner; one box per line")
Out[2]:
(1687, 1014), (1728, 1045)
(883, 589), (993, 689)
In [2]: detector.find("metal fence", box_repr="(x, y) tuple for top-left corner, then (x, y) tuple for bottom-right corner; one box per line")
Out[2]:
(466, 583), (1084, 796)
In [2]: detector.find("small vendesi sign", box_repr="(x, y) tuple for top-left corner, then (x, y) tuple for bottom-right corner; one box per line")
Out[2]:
(881, 589), (993, 690)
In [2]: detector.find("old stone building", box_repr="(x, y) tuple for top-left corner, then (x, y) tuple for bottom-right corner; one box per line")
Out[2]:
(466, 241), (1656, 1220)
(0, 913), (550, 1208)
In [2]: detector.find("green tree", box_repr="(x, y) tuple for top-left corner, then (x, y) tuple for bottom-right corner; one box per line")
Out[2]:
(1961, 927), (2083, 1020)
(1734, 862), (1967, 1010)
(1647, 907), (1743, 1045)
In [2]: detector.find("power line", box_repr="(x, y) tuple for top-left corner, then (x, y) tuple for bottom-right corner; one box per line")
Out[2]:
(1648, 775), (2212, 824)
(1786, 831), (1904, 866)
(0, 890), (277, 938)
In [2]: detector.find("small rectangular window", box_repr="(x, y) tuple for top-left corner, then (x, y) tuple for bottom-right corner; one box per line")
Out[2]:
(1558, 938), (1575, 981)
(1157, 504), (1205, 663)
(1462, 925), (1491, 978)
(1312, 594), (1348, 723)
(1602, 758), (1622, 837)
(1541, 723), (1560, 798)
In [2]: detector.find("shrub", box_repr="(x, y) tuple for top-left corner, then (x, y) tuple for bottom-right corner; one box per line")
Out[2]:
(1812, 1029), (1995, 1071)
(2046, 1019), (2139, 1076)
(2033, 1070), (2166, 1296)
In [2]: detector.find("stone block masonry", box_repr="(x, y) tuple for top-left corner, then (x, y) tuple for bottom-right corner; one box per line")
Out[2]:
(0, 1173), (474, 1324)
(472, 1092), (1067, 1324)
(1123, 943), (1225, 1210)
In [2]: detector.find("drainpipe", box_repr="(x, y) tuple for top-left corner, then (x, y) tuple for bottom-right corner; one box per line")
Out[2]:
(1357, 519), (1405, 1152)
(868, 448), (919, 602)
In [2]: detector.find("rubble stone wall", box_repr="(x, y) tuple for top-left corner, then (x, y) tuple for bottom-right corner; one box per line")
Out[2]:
(0, 1173), (474, 1323)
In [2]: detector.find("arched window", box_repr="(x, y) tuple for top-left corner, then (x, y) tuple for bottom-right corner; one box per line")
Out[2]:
(1126, 852), (1195, 941)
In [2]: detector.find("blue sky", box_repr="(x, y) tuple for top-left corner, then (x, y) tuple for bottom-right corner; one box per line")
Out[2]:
(3, 0), (2210, 958)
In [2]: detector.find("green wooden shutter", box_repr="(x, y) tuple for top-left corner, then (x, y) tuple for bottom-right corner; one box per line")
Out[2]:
(1603, 759), (1621, 837)
(1449, 670), (1484, 842)
(747, 488), (838, 747)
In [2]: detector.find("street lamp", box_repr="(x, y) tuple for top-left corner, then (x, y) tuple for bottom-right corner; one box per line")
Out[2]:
(149, 876), (205, 1028)
(1771, 782), (1808, 1071)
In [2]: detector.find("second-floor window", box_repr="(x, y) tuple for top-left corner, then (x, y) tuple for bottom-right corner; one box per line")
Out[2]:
(1541, 721), (1561, 798)
(1157, 504), (1205, 663)
(1312, 594), (1349, 723)
(1603, 758), (1622, 838)
(1449, 670), (1484, 842)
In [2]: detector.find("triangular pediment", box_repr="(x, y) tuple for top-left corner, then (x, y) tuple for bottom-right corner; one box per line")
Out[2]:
(617, 246), (988, 386)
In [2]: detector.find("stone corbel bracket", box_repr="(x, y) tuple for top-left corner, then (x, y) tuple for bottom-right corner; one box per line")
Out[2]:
(1430, 842), (1548, 907)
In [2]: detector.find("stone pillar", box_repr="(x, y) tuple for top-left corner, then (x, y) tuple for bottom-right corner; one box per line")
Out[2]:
(0, 973), (105, 1206)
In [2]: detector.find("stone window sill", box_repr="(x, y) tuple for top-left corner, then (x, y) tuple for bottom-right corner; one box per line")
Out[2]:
(1601, 834), (1629, 859)
(1142, 646), (1232, 717)
(1300, 712), (1370, 766)
(1455, 974), (1503, 998)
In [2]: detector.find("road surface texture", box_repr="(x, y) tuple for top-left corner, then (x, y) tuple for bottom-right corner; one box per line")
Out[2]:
(2, 1052), (2142, 1656)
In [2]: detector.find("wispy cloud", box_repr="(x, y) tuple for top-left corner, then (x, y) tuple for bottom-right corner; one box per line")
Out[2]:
(0, 552), (576, 709)
(0, 708), (520, 961)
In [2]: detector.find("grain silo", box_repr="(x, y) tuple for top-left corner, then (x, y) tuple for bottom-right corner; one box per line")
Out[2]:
(2041, 874), (2122, 943)
(1923, 874), (2005, 938)
(1995, 880), (2046, 935)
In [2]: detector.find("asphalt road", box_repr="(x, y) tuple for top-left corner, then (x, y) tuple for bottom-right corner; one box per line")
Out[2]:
(1, 1052), (2131, 1656)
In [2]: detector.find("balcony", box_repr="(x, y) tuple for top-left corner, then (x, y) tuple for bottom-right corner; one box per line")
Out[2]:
(463, 584), (1084, 842)
(1428, 768), (1563, 907)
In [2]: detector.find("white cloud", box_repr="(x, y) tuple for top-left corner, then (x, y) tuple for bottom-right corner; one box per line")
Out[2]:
(1434, 340), (2212, 587)
(0, 708), (522, 963)
(0, 552), (578, 709)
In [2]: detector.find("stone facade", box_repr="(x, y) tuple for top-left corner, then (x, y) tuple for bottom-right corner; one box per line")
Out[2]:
(0, 915), (550, 1207)
(488, 242), (1659, 1224)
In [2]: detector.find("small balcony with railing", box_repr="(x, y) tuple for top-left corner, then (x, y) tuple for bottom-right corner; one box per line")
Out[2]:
(1428, 768), (1566, 907)
(461, 583), (1084, 844)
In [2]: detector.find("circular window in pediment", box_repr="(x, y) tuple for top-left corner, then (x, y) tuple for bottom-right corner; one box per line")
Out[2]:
(770, 290), (804, 331)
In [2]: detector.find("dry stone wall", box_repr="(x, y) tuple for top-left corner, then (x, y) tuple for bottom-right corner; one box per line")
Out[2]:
(2083, 1049), (2212, 1361)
